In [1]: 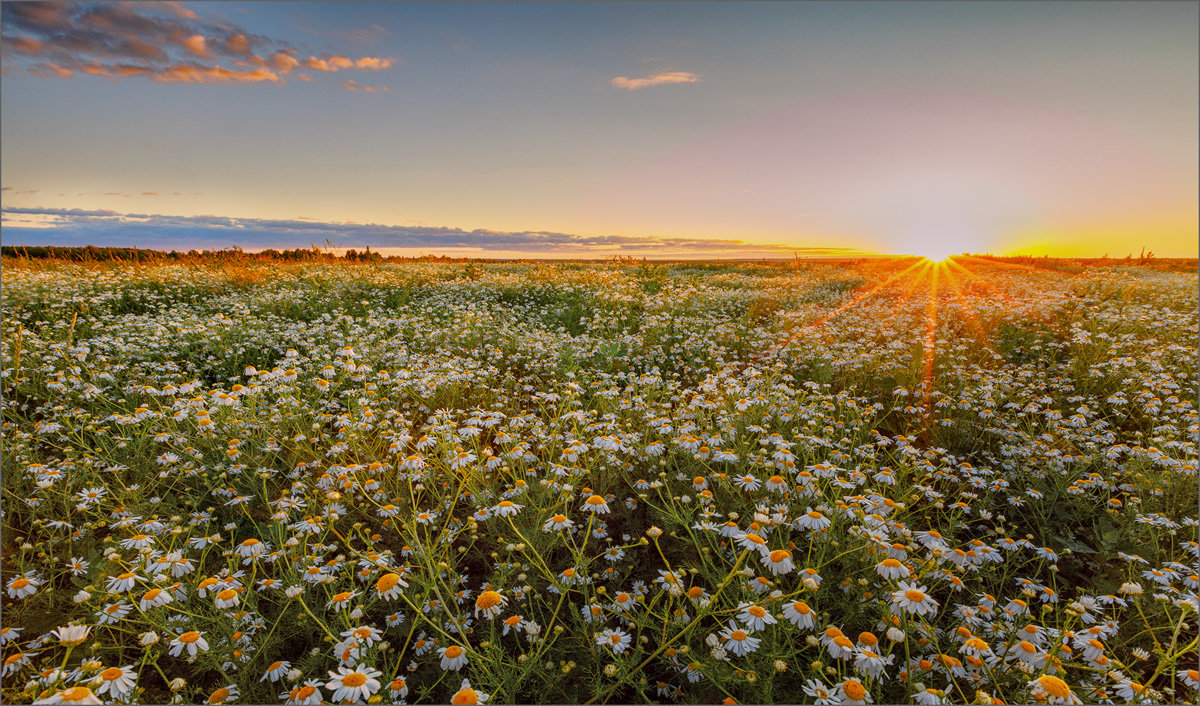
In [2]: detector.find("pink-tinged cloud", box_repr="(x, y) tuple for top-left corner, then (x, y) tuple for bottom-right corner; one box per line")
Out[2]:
(7, 36), (45, 53)
(338, 80), (390, 93)
(181, 34), (209, 58)
(28, 63), (73, 79)
(610, 71), (700, 90)
(152, 63), (280, 84)
(2, 2), (394, 88)
(306, 54), (394, 72)
(268, 50), (300, 72)
(141, 192), (159, 196)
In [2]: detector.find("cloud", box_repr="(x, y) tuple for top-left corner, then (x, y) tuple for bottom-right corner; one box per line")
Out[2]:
(610, 71), (700, 90)
(1, 2), (395, 87)
(338, 80), (390, 93)
(0, 206), (866, 257)
(305, 54), (394, 72)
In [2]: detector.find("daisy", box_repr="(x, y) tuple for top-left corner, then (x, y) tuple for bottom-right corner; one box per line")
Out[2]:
(502, 614), (526, 635)
(596, 628), (632, 654)
(493, 500), (523, 517)
(168, 630), (209, 658)
(214, 588), (240, 609)
(261, 660), (291, 682)
(375, 573), (407, 600)
(95, 665), (138, 699)
(876, 558), (911, 580)
(795, 509), (832, 532)
(720, 621), (762, 657)
(738, 603), (778, 632)
(890, 582), (939, 616)
(735, 532), (769, 555)
(582, 494), (611, 514)
(33, 686), (102, 704)
(439, 645), (469, 671)
(325, 665), (382, 703)
(543, 514), (574, 532)
(852, 648), (892, 679)
(783, 600), (817, 629)
(1029, 674), (1082, 704)
(836, 678), (873, 705)
(95, 602), (132, 625)
(802, 679), (838, 706)
(328, 590), (358, 612)
(474, 590), (507, 619)
(450, 679), (490, 705)
(206, 685), (239, 704)
(105, 571), (143, 594)
(762, 549), (795, 575)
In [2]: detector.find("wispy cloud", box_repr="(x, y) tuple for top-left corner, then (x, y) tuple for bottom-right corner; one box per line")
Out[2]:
(610, 70), (700, 91)
(0, 206), (864, 257)
(0, 2), (395, 86)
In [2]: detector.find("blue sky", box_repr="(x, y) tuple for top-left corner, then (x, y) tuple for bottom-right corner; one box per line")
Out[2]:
(2, 1), (1196, 257)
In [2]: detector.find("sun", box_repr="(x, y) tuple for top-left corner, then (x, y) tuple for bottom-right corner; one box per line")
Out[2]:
(915, 245), (958, 262)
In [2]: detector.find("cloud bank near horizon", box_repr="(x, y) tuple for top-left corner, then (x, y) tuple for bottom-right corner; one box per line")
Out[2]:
(0, 206), (866, 257)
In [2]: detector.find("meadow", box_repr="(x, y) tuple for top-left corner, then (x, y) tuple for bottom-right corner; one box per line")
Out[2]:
(1, 256), (1196, 705)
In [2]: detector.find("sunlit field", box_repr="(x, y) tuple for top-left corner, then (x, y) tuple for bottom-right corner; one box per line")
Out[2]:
(2, 256), (1196, 706)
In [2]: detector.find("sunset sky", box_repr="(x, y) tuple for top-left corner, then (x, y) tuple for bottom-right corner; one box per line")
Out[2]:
(2, 1), (1196, 258)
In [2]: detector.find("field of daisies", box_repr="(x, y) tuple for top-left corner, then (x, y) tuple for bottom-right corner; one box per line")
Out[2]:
(1, 256), (1196, 705)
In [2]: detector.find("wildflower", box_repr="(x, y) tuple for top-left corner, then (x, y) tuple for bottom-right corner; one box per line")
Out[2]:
(543, 514), (575, 531)
(439, 645), (469, 671)
(783, 600), (817, 629)
(206, 685), (239, 704)
(1029, 674), (1082, 704)
(475, 590), (507, 619)
(7, 575), (39, 599)
(720, 621), (762, 657)
(50, 625), (91, 646)
(95, 665), (137, 699)
(582, 494), (611, 513)
(762, 549), (795, 575)
(736, 532), (769, 554)
(214, 588), (240, 609)
(493, 500), (523, 517)
(876, 558), (911, 579)
(596, 628), (632, 653)
(168, 630), (209, 658)
(375, 573), (407, 600)
(738, 603), (778, 632)
(325, 665), (382, 703)
(262, 660), (291, 682)
(890, 582), (939, 616)
(451, 679), (490, 705)
(836, 678), (873, 705)
(328, 590), (358, 612)
(33, 686), (102, 704)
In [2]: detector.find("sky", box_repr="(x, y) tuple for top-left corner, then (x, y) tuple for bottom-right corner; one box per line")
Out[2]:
(2, 1), (1197, 259)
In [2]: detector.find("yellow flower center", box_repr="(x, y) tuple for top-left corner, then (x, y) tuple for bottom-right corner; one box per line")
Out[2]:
(179, 631), (201, 644)
(794, 602), (811, 614)
(1037, 675), (1071, 699)
(341, 673), (367, 687)
(101, 667), (125, 681)
(332, 591), (352, 603)
(769, 550), (791, 562)
(216, 589), (236, 601)
(61, 687), (95, 703)
(376, 573), (400, 593)
(859, 632), (878, 646)
(585, 495), (606, 505)
(451, 688), (479, 705)
(445, 646), (463, 659)
(10, 578), (30, 590)
(117, 573), (135, 580)
(749, 606), (766, 617)
(730, 630), (747, 641)
(904, 590), (926, 602)
(143, 589), (161, 601)
(842, 680), (866, 701)
(882, 559), (902, 568)
(476, 590), (503, 610)
(208, 687), (229, 704)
